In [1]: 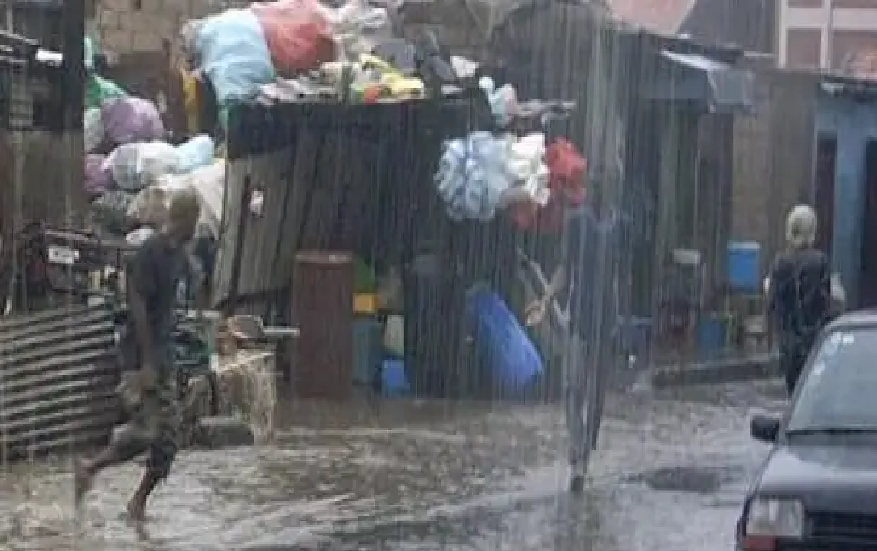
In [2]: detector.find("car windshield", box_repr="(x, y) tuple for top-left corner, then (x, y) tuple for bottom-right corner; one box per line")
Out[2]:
(786, 328), (877, 433)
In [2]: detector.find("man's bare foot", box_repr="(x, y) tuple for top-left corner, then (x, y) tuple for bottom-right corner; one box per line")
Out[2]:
(73, 459), (94, 506)
(126, 498), (147, 523)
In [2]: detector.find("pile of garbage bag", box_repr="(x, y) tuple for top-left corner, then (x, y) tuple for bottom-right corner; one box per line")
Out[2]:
(177, 0), (472, 131)
(84, 38), (225, 248)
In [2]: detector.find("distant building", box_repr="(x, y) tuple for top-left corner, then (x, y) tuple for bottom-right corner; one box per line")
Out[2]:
(779, 0), (877, 72)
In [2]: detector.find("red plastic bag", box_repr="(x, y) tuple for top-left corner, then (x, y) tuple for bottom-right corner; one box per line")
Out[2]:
(545, 138), (587, 206)
(510, 140), (588, 233)
(251, 0), (337, 76)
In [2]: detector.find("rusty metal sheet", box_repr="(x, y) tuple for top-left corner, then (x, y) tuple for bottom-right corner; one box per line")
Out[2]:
(0, 301), (119, 459)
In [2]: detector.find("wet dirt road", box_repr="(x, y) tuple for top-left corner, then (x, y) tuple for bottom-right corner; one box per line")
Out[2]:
(0, 380), (785, 551)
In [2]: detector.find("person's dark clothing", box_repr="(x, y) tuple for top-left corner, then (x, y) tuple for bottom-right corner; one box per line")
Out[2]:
(564, 205), (621, 340)
(120, 233), (188, 373)
(768, 247), (830, 394)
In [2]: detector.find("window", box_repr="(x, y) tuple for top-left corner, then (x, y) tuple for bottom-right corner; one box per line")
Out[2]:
(787, 328), (877, 431)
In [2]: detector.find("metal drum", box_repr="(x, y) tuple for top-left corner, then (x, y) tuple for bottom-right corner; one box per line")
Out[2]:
(290, 251), (353, 401)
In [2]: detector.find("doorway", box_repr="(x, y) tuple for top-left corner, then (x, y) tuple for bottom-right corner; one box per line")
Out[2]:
(814, 133), (836, 257)
(861, 140), (877, 308)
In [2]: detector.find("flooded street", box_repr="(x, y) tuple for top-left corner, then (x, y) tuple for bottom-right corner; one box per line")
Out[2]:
(0, 380), (784, 551)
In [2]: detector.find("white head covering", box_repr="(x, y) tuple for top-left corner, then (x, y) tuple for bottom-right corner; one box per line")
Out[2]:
(786, 204), (817, 250)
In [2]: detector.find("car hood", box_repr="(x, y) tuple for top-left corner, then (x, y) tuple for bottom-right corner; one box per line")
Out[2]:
(758, 444), (877, 513)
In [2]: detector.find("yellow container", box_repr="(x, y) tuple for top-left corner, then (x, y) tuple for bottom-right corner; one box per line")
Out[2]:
(354, 293), (379, 314)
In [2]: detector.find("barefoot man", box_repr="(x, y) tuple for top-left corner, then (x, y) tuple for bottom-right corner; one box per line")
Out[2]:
(75, 189), (201, 521)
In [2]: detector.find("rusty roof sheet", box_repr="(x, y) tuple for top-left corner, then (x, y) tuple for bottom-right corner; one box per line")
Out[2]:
(607, 0), (696, 34)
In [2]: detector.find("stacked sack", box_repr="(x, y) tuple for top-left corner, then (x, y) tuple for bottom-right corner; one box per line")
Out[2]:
(85, 37), (223, 245)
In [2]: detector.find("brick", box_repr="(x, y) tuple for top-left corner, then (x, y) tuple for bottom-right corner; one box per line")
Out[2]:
(99, 0), (132, 12)
(131, 31), (163, 52)
(101, 29), (132, 52)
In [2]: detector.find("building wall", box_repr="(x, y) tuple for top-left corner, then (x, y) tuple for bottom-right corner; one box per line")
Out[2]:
(87, 0), (245, 55)
(729, 67), (818, 281)
(779, 0), (877, 70)
(815, 92), (877, 305)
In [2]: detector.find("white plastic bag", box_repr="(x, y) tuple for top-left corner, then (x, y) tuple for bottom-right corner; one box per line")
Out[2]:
(175, 134), (215, 173)
(328, 0), (392, 57)
(107, 142), (181, 191)
(126, 227), (156, 247)
(155, 160), (226, 237)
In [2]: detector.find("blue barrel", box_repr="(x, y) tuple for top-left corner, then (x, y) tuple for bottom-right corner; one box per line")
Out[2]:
(465, 287), (543, 392)
(727, 241), (761, 292)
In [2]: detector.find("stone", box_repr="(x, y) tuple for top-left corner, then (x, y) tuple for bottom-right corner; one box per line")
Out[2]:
(191, 416), (256, 449)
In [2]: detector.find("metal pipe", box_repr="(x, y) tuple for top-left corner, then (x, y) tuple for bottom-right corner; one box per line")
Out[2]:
(62, 0), (84, 131)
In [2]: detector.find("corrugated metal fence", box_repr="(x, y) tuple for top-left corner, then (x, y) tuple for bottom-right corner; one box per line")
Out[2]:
(0, 301), (119, 461)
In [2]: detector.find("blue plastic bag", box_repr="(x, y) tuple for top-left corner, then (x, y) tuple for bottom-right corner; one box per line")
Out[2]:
(175, 135), (215, 173)
(465, 286), (543, 392)
(194, 9), (275, 116)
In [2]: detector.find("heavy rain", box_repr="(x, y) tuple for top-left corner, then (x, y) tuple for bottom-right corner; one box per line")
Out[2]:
(0, 0), (869, 549)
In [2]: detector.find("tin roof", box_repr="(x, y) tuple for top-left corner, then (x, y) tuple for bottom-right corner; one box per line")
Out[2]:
(607, 0), (695, 34)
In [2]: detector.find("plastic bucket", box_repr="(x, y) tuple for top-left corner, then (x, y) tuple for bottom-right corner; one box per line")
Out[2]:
(727, 241), (761, 292)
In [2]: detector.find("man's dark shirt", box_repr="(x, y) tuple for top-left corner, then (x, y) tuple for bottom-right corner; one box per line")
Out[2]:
(120, 233), (187, 372)
(768, 247), (830, 346)
(564, 205), (621, 339)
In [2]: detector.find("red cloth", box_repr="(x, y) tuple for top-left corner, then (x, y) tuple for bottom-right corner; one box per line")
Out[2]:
(510, 139), (587, 233)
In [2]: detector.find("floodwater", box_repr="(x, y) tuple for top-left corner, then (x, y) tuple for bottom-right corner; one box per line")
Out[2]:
(0, 380), (785, 551)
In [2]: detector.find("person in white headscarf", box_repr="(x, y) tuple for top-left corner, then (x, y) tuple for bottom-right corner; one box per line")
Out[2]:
(766, 205), (831, 395)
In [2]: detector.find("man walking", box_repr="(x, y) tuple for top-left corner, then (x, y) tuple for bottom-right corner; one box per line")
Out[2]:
(526, 181), (622, 492)
(75, 190), (201, 521)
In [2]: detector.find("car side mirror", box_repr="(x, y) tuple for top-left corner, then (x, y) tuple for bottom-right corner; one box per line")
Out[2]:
(750, 414), (781, 443)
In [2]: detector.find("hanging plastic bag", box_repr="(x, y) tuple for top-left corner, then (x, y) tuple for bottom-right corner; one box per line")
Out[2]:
(545, 138), (587, 206)
(250, 0), (337, 76)
(85, 154), (113, 196)
(194, 9), (275, 108)
(84, 108), (104, 153)
(435, 132), (513, 221)
(107, 141), (181, 192)
(101, 97), (165, 146)
(85, 74), (127, 110)
(175, 134), (215, 173)
(478, 77), (519, 127)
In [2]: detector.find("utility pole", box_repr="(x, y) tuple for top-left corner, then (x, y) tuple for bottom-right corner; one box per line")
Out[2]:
(62, 0), (84, 131)
(826, 0), (835, 71)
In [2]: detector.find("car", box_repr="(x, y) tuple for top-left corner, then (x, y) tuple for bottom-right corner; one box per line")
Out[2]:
(736, 311), (877, 551)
